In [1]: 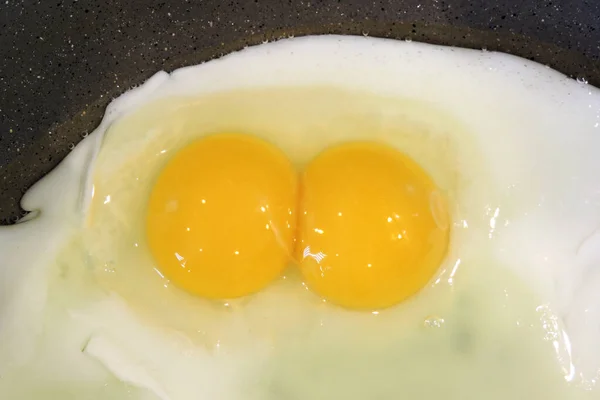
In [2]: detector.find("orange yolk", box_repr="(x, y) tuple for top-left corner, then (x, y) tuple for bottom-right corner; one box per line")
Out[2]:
(296, 142), (450, 310)
(146, 134), (297, 299)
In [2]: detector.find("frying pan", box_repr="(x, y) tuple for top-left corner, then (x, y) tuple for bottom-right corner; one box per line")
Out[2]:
(1, 0), (599, 224)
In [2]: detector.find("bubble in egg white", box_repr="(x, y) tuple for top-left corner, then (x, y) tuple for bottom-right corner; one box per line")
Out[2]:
(1, 35), (600, 399)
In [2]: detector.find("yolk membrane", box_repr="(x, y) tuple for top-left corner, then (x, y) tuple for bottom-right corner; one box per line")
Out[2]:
(296, 142), (450, 310)
(147, 135), (448, 309)
(146, 134), (297, 299)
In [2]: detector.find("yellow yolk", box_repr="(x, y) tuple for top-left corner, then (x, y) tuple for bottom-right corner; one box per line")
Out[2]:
(296, 142), (450, 310)
(146, 134), (297, 299)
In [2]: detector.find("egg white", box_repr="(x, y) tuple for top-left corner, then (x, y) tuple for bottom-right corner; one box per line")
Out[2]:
(1, 35), (600, 399)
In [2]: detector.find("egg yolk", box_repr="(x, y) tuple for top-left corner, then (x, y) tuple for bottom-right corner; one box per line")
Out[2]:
(146, 134), (297, 299)
(296, 142), (450, 310)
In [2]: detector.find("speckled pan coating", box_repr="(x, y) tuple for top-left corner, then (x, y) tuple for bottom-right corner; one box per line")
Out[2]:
(1, 0), (599, 224)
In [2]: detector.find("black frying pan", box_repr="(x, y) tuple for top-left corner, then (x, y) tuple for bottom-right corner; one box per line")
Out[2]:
(1, 0), (600, 224)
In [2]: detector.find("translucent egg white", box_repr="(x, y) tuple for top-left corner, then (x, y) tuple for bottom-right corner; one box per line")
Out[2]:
(1, 35), (600, 399)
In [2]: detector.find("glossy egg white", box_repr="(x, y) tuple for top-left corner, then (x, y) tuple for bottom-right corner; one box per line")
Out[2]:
(1, 35), (600, 399)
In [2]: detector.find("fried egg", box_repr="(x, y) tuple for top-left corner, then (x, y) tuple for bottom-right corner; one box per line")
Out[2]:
(1, 35), (600, 400)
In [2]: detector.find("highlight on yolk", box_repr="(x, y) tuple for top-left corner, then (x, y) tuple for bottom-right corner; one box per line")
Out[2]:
(146, 134), (297, 299)
(296, 142), (450, 310)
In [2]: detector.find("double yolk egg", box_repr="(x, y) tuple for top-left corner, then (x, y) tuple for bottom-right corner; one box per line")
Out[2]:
(146, 134), (450, 310)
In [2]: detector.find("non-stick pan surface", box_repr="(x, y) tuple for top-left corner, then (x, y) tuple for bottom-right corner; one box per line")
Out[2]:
(1, 0), (600, 224)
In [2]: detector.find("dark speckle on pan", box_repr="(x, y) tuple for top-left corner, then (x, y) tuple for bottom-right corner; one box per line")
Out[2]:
(1, 0), (600, 224)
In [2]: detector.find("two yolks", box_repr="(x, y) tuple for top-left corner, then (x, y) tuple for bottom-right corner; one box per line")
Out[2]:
(146, 134), (450, 310)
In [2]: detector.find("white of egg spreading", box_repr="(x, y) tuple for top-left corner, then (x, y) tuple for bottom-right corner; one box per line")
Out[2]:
(1, 35), (600, 399)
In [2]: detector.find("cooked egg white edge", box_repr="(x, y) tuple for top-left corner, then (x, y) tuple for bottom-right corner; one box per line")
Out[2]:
(75, 294), (270, 400)
(1, 35), (599, 392)
(0, 70), (170, 382)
